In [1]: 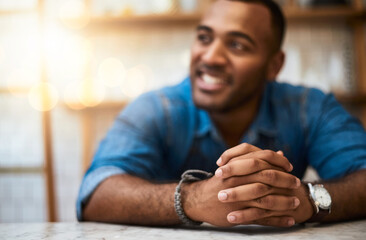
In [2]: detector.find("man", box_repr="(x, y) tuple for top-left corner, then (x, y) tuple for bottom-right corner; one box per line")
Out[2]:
(77, 0), (366, 227)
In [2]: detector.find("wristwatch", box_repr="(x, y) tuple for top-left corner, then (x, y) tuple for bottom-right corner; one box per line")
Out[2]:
(306, 183), (332, 222)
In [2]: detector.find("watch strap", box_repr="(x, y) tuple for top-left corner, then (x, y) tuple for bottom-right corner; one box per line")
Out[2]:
(307, 208), (330, 223)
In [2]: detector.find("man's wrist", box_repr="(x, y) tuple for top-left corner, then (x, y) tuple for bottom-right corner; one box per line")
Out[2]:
(181, 181), (203, 223)
(175, 170), (212, 225)
(298, 182), (316, 223)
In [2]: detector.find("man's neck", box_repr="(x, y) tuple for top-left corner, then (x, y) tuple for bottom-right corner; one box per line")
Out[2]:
(210, 95), (262, 148)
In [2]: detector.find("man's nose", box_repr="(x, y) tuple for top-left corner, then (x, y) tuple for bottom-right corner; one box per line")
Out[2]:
(201, 40), (227, 66)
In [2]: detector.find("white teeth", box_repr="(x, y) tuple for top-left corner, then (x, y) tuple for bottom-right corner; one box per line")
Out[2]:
(202, 74), (225, 84)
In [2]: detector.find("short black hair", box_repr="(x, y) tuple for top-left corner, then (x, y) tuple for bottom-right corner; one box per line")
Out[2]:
(227, 0), (286, 52)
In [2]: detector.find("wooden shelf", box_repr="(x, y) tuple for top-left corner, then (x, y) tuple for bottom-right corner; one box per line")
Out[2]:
(63, 13), (202, 29)
(90, 13), (202, 23)
(61, 7), (366, 28)
(0, 166), (44, 174)
(64, 100), (129, 111)
(285, 7), (366, 21)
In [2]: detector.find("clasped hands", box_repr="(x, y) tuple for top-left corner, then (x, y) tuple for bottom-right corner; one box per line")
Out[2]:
(183, 143), (314, 227)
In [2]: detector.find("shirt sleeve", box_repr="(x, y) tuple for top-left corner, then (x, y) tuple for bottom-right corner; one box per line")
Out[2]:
(76, 92), (168, 221)
(306, 89), (366, 180)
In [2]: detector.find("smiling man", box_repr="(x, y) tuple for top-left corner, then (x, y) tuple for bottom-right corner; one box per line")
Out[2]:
(77, 0), (366, 227)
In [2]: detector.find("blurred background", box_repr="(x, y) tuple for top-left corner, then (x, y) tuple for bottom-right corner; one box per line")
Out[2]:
(0, 0), (365, 223)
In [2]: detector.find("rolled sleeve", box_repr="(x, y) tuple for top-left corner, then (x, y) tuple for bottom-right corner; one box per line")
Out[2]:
(76, 92), (168, 221)
(76, 166), (126, 221)
(306, 91), (366, 179)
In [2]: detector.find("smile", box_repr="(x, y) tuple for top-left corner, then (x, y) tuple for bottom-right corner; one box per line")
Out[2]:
(196, 72), (229, 92)
(202, 74), (226, 85)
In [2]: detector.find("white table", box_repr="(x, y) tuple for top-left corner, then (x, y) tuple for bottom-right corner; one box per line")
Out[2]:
(0, 220), (365, 240)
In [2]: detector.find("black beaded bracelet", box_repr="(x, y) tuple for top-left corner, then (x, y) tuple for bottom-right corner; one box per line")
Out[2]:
(174, 169), (213, 226)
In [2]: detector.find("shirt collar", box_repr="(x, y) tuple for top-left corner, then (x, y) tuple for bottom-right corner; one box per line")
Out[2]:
(194, 82), (277, 141)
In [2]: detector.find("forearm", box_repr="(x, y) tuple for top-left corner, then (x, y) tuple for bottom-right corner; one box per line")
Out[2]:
(83, 174), (181, 226)
(321, 169), (366, 222)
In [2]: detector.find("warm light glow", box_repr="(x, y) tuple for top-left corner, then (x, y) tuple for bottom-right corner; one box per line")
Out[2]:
(6, 69), (39, 97)
(121, 66), (149, 98)
(63, 81), (85, 110)
(151, 0), (174, 14)
(59, 0), (90, 30)
(98, 58), (126, 87)
(64, 80), (105, 108)
(43, 27), (86, 82)
(79, 80), (105, 107)
(64, 80), (105, 110)
(28, 82), (59, 112)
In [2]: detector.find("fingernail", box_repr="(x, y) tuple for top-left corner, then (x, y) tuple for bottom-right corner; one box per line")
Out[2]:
(215, 168), (223, 177)
(294, 198), (300, 208)
(288, 164), (293, 172)
(216, 157), (222, 165)
(288, 219), (295, 226)
(296, 178), (301, 187)
(218, 191), (228, 201)
(228, 215), (236, 223)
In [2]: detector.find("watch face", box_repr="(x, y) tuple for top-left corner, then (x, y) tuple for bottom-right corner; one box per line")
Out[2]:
(314, 186), (332, 209)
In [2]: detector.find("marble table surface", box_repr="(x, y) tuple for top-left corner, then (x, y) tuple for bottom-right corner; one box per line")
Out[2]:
(0, 220), (365, 240)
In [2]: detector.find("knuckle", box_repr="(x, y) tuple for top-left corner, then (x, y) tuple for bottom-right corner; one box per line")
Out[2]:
(263, 150), (274, 159)
(255, 197), (263, 205)
(262, 170), (277, 182)
(228, 189), (237, 201)
(223, 165), (232, 175)
(263, 196), (275, 208)
(253, 208), (267, 219)
(225, 177), (237, 186)
(249, 158), (260, 169)
(241, 143), (250, 150)
(253, 183), (271, 196)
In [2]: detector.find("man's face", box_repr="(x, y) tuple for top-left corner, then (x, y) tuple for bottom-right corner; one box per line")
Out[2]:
(190, 0), (280, 112)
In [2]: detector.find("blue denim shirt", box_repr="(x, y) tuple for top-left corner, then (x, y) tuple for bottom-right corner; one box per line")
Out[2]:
(76, 78), (366, 220)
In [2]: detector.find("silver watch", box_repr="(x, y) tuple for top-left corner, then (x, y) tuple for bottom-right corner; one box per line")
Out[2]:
(307, 183), (332, 222)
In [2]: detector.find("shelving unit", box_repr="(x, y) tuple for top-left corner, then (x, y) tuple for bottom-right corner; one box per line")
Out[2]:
(0, 0), (57, 222)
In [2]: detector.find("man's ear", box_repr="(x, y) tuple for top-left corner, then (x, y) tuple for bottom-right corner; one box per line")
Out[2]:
(266, 50), (285, 82)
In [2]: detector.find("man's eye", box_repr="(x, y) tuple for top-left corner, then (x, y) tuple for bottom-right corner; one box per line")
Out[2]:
(229, 41), (249, 52)
(197, 34), (212, 44)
